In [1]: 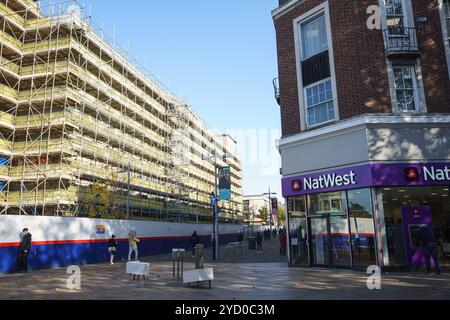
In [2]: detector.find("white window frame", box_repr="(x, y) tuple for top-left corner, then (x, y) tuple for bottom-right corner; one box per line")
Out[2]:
(293, 1), (339, 131)
(439, 0), (450, 81)
(300, 13), (329, 61)
(384, 0), (408, 32)
(303, 78), (335, 128)
(391, 65), (421, 113)
(380, 0), (427, 113)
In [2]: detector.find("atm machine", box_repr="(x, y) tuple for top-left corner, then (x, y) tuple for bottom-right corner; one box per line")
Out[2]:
(401, 206), (435, 268)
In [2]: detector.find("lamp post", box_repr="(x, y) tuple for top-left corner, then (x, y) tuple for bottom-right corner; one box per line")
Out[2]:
(263, 189), (277, 240)
(203, 153), (223, 261)
(118, 161), (131, 220)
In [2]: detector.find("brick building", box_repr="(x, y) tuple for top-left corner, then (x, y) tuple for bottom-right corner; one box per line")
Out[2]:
(274, 0), (450, 271)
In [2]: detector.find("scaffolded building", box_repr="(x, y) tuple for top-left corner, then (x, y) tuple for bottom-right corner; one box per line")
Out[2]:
(0, 0), (243, 222)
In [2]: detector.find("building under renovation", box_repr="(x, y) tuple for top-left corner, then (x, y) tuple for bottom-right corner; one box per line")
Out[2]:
(0, 0), (243, 222)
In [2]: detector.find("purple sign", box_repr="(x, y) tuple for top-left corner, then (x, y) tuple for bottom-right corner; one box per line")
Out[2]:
(402, 206), (435, 268)
(282, 162), (450, 197)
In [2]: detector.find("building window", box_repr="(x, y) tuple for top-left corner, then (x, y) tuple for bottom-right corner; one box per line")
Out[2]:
(301, 14), (328, 60)
(393, 66), (419, 112)
(385, 0), (406, 35)
(304, 79), (335, 127)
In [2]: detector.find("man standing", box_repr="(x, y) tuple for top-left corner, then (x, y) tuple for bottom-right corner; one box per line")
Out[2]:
(18, 228), (32, 273)
(256, 232), (263, 254)
(190, 231), (200, 258)
(418, 226), (441, 275)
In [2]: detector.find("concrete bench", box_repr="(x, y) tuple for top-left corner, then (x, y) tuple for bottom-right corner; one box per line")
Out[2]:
(183, 268), (214, 289)
(126, 261), (150, 281)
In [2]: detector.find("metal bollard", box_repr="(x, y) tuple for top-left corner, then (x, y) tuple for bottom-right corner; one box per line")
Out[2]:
(172, 249), (185, 279)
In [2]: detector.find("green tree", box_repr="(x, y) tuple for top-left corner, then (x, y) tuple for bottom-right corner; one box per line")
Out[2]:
(85, 171), (127, 220)
(277, 206), (286, 227)
(258, 206), (269, 225)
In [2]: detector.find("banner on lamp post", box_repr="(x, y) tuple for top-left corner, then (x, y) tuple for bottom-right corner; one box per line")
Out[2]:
(218, 166), (231, 201)
(271, 198), (279, 216)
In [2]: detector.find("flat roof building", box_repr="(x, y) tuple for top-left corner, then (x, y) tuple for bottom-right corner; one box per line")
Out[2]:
(0, 0), (243, 222)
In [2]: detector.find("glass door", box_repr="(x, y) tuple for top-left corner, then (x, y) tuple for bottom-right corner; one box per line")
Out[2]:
(288, 196), (309, 266)
(310, 216), (330, 266)
(348, 189), (378, 271)
(310, 215), (352, 268)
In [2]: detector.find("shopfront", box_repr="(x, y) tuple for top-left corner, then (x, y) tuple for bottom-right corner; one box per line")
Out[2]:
(283, 163), (450, 271)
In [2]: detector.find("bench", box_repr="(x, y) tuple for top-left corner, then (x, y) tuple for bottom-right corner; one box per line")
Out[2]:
(183, 268), (214, 289)
(126, 261), (150, 281)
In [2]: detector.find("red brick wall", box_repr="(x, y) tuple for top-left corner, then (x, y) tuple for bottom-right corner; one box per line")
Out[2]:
(274, 0), (450, 137)
(274, 0), (326, 136)
(329, 0), (392, 119)
(413, 0), (450, 113)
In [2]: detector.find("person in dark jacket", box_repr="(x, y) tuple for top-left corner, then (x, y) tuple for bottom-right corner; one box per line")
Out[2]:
(256, 232), (263, 254)
(107, 235), (118, 265)
(417, 226), (441, 275)
(18, 228), (32, 273)
(190, 231), (200, 258)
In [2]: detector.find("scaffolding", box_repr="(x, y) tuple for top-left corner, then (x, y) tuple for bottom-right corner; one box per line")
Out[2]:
(0, 0), (243, 222)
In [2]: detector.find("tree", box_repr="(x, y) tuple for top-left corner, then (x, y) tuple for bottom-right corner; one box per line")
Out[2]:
(85, 171), (127, 220)
(258, 206), (269, 225)
(276, 206), (286, 227)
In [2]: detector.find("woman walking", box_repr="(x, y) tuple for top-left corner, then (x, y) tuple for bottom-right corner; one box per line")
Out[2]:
(128, 229), (140, 261)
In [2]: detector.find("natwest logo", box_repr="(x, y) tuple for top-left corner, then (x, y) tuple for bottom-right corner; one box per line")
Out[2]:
(291, 180), (302, 192)
(405, 167), (419, 181)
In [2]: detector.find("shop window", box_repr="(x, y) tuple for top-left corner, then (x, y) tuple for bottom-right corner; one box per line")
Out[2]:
(348, 189), (377, 270)
(379, 186), (450, 268)
(308, 191), (347, 215)
(288, 196), (309, 266)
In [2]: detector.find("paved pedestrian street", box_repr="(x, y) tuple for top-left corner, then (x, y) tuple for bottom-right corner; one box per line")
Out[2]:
(0, 241), (449, 300)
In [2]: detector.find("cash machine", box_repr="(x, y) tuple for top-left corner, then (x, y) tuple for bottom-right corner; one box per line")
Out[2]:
(401, 206), (435, 268)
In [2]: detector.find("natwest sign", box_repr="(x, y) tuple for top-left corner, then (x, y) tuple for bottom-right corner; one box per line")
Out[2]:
(423, 166), (450, 182)
(303, 171), (357, 191)
(283, 165), (372, 197)
(283, 162), (450, 198)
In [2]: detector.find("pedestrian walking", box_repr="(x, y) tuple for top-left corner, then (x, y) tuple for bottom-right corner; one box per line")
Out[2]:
(108, 235), (118, 265)
(190, 231), (200, 258)
(18, 228), (32, 273)
(417, 226), (441, 275)
(256, 232), (263, 254)
(128, 229), (140, 261)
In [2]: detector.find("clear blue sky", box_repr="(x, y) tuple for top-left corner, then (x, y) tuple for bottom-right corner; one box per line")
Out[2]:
(78, 0), (282, 198)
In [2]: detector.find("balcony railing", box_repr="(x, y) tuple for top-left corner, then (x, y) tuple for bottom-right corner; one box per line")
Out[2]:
(273, 78), (280, 105)
(382, 27), (420, 58)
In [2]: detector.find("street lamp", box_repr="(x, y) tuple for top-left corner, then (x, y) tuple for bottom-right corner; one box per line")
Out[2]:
(263, 189), (277, 240)
(203, 152), (227, 261)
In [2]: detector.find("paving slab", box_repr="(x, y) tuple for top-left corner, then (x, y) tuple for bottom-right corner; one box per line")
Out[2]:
(0, 240), (449, 300)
